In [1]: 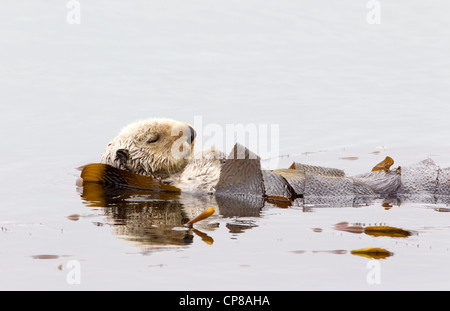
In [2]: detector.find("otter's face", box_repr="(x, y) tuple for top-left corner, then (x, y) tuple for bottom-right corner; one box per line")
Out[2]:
(101, 118), (196, 179)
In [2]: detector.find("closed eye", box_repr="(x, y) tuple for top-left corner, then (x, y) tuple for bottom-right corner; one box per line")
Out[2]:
(147, 134), (159, 144)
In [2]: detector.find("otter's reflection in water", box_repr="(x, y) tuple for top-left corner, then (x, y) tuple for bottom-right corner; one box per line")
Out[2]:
(80, 180), (450, 253)
(80, 183), (264, 250)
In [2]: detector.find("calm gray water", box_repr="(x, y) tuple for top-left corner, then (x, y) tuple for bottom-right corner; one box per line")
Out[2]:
(1, 0), (450, 290)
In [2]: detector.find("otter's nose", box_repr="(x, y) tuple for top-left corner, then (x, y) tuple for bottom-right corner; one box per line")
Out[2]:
(188, 126), (196, 145)
(116, 149), (129, 161)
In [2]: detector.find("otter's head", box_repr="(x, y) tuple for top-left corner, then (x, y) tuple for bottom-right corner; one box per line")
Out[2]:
(100, 118), (196, 179)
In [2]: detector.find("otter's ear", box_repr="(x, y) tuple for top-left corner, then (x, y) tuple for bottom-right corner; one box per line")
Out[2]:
(215, 143), (265, 198)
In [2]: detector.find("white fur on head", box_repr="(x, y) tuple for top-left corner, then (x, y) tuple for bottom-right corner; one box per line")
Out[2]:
(173, 147), (226, 194)
(100, 118), (196, 179)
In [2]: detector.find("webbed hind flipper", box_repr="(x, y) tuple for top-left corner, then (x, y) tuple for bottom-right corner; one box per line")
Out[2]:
(262, 170), (299, 202)
(289, 162), (345, 177)
(270, 169), (305, 197)
(352, 156), (400, 195)
(215, 143), (265, 197)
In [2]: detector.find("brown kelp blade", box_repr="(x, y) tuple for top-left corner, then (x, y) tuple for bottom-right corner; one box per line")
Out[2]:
(80, 163), (181, 192)
(192, 229), (214, 245)
(335, 222), (412, 238)
(351, 248), (393, 259)
(372, 156), (394, 172)
(364, 226), (412, 238)
(185, 207), (215, 228)
(80, 182), (108, 207)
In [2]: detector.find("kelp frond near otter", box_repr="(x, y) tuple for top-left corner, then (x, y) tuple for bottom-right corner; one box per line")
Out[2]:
(80, 163), (181, 192)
